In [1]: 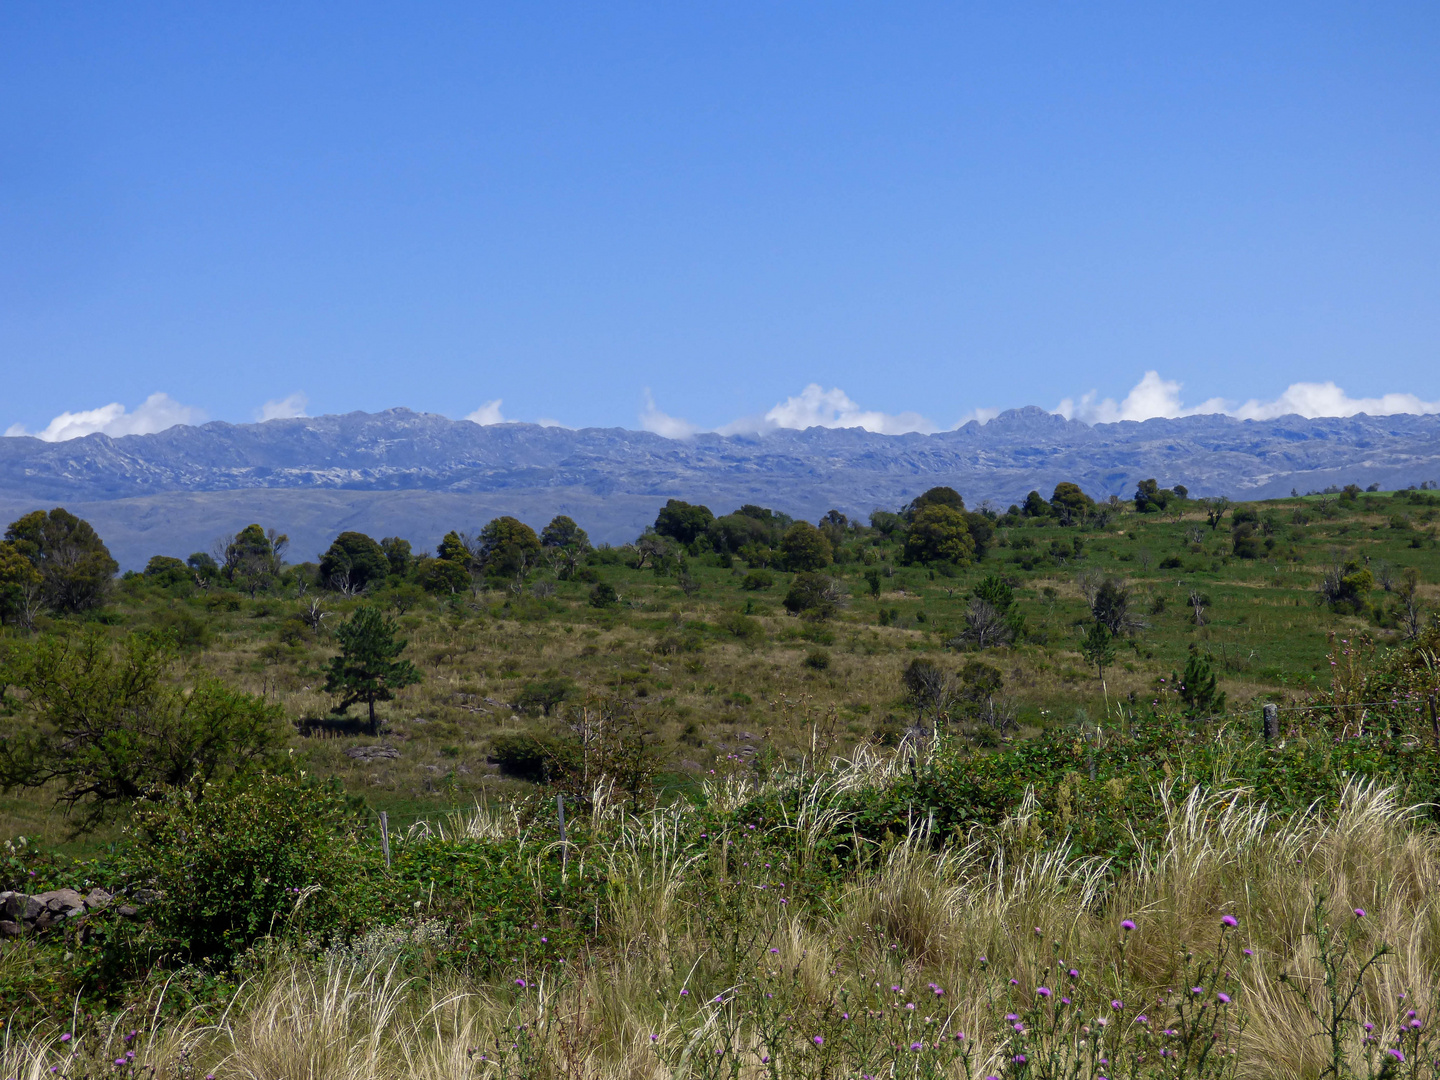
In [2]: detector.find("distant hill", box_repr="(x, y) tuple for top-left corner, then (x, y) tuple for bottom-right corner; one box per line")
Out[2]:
(2, 406), (1438, 569)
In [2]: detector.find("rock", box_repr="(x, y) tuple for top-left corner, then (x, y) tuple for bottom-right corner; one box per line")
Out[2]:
(85, 888), (113, 910)
(117, 905), (139, 918)
(0, 920), (21, 937)
(345, 744), (401, 762)
(41, 889), (86, 915)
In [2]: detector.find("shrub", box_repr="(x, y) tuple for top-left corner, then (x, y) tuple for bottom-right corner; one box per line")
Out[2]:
(741, 571), (774, 591)
(802, 648), (831, 671)
(487, 733), (578, 781)
(783, 573), (847, 619)
(120, 773), (380, 962)
(516, 677), (578, 716)
(589, 582), (618, 608)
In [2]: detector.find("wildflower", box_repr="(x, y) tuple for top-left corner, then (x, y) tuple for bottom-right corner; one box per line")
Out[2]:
(1191, 987), (1203, 995)
(910, 1042), (923, 1051)
(1037, 986), (1052, 998)
(813, 1036), (824, 1047)
(680, 989), (689, 996)
(906, 1002), (915, 1010)
(1121, 920), (1136, 932)
(1365, 1023), (1375, 1032)
(1112, 1000), (1124, 1011)
(1012, 1054), (1027, 1064)
(1354, 908), (1366, 918)
(650, 1035), (658, 1042)
(1136, 1015), (1148, 1025)
(1221, 915), (1238, 928)
(515, 979), (527, 989)
(1217, 993), (1231, 1005)
(770, 948), (779, 954)
(1389, 1049), (1405, 1063)
(1068, 968), (1079, 979)
(116, 1060), (128, 1067)
(1009, 979), (1019, 986)
(1243, 949), (1253, 956)
(1061, 997), (1071, 1005)
(60, 1035), (71, 1044)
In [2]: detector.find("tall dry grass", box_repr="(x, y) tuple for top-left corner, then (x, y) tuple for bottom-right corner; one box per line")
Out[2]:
(5, 769), (1440, 1078)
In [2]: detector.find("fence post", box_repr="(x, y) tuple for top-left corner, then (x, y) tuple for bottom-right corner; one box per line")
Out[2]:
(1263, 703), (1279, 744)
(557, 794), (568, 877)
(379, 811), (391, 868)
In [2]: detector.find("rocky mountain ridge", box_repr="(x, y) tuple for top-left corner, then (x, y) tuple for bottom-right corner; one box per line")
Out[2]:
(2, 407), (1437, 569)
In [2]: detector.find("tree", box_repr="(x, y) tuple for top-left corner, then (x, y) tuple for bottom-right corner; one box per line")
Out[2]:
(540, 515), (591, 552)
(653, 500), (715, 546)
(0, 541), (41, 627)
(1049, 482), (1094, 526)
(477, 516), (542, 580)
(5, 508), (119, 613)
(143, 555), (190, 588)
(1092, 577), (1141, 637)
(436, 530), (472, 566)
(319, 531), (389, 593)
(902, 505), (975, 566)
(901, 659), (956, 725)
(1175, 650), (1226, 718)
(421, 557), (471, 595)
(219, 524), (288, 597)
(1021, 491), (1051, 518)
(779, 522), (833, 571)
(1080, 621), (1116, 681)
(782, 573), (847, 619)
(1205, 497), (1231, 530)
(904, 486), (965, 519)
(379, 536), (413, 577)
(708, 512), (772, 555)
(957, 574), (1025, 647)
(589, 582), (619, 608)
(323, 606), (422, 734)
(0, 631), (288, 831)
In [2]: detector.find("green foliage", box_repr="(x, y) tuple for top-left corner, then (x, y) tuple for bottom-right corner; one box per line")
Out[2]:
(1176, 650), (1227, 718)
(1080, 620), (1117, 679)
(589, 581), (618, 608)
(516, 676), (579, 716)
(1049, 481), (1094, 524)
(121, 772), (380, 962)
(802, 648), (831, 671)
(222, 523), (287, 596)
(478, 516), (542, 579)
(4, 508), (118, 613)
(323, 606), (422, 732)
(782, 572), (843, 618)
(902, 504), (974, 566)
(540, 515), (591, 552)
(319, 531), (390, 592)
(778, 521), (833, 571)
(741, 570), (774, 590)
(0, 539), (42, 625)
(0, 631), (288, 831)
(142, 555), (190, 588)
(1022, 490), (1051, 517)
(653, 500), (715, 546)
(488, 732), (579, 781)
(422, 556), (471, 594)
(380, 535), (413, 576)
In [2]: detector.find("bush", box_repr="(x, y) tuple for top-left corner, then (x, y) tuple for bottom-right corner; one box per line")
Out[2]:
(741, 571), (774, 591)
(782, 573), (847, 619)
(589, 582), (618, 608)
(488, 732), (580, 782)
(120, 773), (380, 962)
(802, 648), (831, 671)
(516, 677), (579, 716)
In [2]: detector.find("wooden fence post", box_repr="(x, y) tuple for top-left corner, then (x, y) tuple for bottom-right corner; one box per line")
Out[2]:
(1263, 703), (1279, 743)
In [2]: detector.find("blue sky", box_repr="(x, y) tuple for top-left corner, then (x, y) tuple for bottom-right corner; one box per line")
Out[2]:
(3, 3), (1439, 440)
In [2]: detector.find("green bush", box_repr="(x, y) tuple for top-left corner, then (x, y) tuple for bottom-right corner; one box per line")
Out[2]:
(120, 773), (381, 962)
(741, 570), (774, 591)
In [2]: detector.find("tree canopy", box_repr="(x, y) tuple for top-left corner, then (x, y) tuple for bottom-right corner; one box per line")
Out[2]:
(902, 505), (975, 566)
(653, 500), (715, 546)
(5, 508), (118, 614)
(319, 531), (390, 592)
(323, 606), (422, 734)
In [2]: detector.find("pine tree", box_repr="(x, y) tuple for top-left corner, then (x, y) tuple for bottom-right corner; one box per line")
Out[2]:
(324, 606), (421, 734)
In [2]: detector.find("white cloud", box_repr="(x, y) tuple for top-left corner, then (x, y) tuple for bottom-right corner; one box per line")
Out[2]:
(1054, 371), (1440, 425)
(639, 390), (699, 438)
(255, 392), (308, 421)
(5, 393), (205, 442)
(465, 399), (507, 425)
(955, 406), (1001, 427)
(717, 383), (938, 436)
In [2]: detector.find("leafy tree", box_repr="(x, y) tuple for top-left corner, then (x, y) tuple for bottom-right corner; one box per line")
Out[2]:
(959, 574), (1026, 647)
(319, 531), (389, 592)
(0, 541), (41, 627)
(868, 510), (903, 537)
(709, 512), (772, 554)
(436, 530), (472, 565)
(1021, 491), (1051, 518)
(589, 582), (619, 608)
(421, 556), (471, 595)
(186, 551), (220, 580)
(653, 500), (715, 546)
(1231, 522), (1263, 559)
(220, 524), (288, 596)
(902, 505), (975, 566)
(904, 486), (965, 519)
(1049, 482), (1094, 525)
(782, 572), (847, 618)
(1134, 479), (1171, 513)
(517, 677), (579, 716)
(540, 515), (591, 552)
(779, 521), (833, 571)
(1175, 650), (1227, 718)
(0, 631), (288, 831)
(478, 516), (542, 580)
(964, 511), (996, 560)
(1080, 620), (1116, 681)
(5, 508), (119, 613)
(323, 606), (422, 734)
(1092, 577), (1140, 637)
(143, 555), (190, 588)
(379, 536), (413, 576)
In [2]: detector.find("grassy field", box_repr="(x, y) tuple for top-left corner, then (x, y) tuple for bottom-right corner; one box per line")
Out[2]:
(3, 487), (1437, 849)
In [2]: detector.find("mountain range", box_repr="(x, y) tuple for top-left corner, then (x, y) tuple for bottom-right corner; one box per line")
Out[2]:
(2, 406), (1438, 569)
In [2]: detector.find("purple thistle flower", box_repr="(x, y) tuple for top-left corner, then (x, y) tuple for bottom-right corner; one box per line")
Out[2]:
(1037, 987), (1052, 997)
(812, 1035), (824, 1047)
(1354, 908), (1366, 918)
(1221, 915), (1238, 927)
(1121, 920), (1136, 931)
(1217, 993), (1231, 1004)
(910, 1042), (923, 1051)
